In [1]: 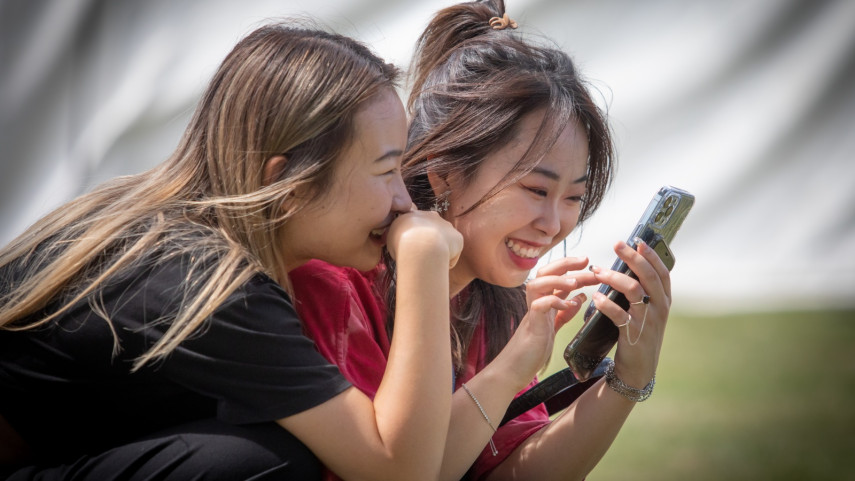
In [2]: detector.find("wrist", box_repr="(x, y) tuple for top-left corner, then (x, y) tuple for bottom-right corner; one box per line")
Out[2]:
(605, 360), (655, 402)
(477, 360), (531, 399)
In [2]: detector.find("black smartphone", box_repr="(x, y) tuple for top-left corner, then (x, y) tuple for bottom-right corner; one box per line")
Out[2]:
(563, 186), (695, 381)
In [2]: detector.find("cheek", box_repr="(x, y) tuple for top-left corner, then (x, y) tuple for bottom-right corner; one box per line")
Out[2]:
(558, 208), (582, 236)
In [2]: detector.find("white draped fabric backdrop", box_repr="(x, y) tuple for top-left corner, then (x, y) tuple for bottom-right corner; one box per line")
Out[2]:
(2, 0), (854, 314)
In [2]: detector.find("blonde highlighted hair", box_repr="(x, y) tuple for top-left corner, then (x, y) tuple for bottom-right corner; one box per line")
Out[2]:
(0, 22), (399, 370)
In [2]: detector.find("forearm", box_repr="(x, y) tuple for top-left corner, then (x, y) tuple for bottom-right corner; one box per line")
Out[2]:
(373, 240), (453, 479)
(486, 378), (635, 481)
(440, 364), (524, 481)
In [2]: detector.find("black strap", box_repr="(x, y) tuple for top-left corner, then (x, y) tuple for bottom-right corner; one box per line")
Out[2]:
(500, 358), (611, 426)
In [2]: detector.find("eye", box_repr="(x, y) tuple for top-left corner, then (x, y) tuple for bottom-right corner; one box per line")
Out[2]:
(378, 163), (400, 176)
(523, 185), (548, 197)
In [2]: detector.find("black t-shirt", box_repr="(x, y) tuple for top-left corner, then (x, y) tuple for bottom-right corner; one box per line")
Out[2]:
(0, 252), (350, 462)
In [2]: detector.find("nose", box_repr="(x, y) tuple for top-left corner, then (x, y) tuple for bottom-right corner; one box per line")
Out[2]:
(390, 172), (413, 213)
(533, 201), (563, 238)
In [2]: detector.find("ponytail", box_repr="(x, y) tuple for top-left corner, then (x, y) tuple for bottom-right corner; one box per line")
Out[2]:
(409, 0), (508, 110)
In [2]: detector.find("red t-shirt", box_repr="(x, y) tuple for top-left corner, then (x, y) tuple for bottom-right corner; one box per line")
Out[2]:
(290, 259), (549, 480)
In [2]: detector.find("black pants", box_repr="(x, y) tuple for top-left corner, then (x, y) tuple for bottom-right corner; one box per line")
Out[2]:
(3, 419), (321, 480)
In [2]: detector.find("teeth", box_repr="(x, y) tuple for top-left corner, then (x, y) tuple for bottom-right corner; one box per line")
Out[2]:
(370, 228), (385, 237)
(506, 239), (542, 259)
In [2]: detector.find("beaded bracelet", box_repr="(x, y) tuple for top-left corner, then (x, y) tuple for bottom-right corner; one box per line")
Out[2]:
(604, 360), (655, 402)
(460, 383), (498, 456)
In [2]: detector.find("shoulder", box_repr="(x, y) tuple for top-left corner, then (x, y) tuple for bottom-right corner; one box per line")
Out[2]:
(288, 259), (388, 348)
(289, 259), (383, 309)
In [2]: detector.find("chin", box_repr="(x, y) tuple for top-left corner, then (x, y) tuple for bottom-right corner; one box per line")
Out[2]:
(351, 251), (383, 273)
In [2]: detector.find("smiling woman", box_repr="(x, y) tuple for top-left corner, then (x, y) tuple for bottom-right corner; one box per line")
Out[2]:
(0, 21), (462, 481)
(277, 88), (411, 273)
(436, 111), (589, 287)
(287, 1), (682, 480)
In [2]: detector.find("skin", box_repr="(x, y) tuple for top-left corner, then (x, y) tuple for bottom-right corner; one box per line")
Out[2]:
(425, 110), (672, 481)
(275, 88), (413, 274)
(434, 111), (590, 294)
(274, 88), (464, 481)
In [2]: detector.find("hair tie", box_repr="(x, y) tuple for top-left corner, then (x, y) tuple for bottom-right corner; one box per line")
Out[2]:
(489, 12), (518, 30)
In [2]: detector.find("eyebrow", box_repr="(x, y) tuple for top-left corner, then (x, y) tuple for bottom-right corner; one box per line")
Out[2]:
(374, 149), (404, 163)
(530, 166), (588, 183)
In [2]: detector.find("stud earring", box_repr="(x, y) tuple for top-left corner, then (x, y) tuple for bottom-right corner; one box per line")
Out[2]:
(432, 190), (451, 214)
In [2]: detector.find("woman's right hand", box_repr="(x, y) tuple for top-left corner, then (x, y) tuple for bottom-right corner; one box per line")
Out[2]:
(494, 256), (598, 391)
(386, 207), (463, 268)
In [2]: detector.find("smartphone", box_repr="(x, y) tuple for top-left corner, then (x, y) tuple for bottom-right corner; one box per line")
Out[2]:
(563, 186), (695, 381)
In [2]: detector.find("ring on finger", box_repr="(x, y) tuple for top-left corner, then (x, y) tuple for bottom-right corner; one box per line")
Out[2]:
(630, 294), (650, 306)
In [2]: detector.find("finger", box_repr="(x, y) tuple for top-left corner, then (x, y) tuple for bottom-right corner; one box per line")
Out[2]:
(553, 292), (587, 331)
(592, 291), (634, 329)
(635, 238), (672, 298)
(604, 241), (665, 302)
(535, 256), (589, 277)
(588, 263), (647, 308)
(529, 294), (573, 317)
(616, 240), (667, 303)
(526, 275), (578, 300)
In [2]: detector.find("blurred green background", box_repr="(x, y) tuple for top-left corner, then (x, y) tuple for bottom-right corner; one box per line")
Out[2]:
(545, 309), (855, 481)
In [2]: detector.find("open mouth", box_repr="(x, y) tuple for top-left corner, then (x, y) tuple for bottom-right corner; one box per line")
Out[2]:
(370, 227), (386, 241)
(505, 238), (544, 259)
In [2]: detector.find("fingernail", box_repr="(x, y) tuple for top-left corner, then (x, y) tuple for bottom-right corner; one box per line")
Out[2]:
(588, 265), (600, 273)
(633, 237), (647, 252)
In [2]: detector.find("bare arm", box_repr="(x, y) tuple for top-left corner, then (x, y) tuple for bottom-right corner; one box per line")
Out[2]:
(487, 240), (671, 481)
(439, 257), (593, 481)
(279, 210), (462, 481)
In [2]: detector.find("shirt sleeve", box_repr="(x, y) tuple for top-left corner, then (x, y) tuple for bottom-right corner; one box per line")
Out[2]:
(119, 258), (352, 425)
(289, 260), (391, 400)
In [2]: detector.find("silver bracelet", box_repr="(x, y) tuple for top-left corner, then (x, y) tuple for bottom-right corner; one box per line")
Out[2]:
(604, 360), (655, 402)
(460, 383), (498, 456)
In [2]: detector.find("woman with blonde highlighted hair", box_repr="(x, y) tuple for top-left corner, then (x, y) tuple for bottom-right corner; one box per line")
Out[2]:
(0, 21), (461, 480)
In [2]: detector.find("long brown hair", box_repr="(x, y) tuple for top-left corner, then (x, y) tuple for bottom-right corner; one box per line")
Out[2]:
(388, 0), (615, 370)
(0, 22), (399, 370)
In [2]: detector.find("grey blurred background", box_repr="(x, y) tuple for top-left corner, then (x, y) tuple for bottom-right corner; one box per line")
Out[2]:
(2, 0), (854, 314)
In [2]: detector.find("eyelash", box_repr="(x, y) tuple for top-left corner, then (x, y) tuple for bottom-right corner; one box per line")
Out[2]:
(524, 185), (584, 203)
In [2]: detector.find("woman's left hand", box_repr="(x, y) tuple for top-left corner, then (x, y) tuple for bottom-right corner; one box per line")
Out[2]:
(588, 239), (672, 388)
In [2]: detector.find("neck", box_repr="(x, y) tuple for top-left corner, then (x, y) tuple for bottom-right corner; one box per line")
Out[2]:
(448, 267), (474, 298)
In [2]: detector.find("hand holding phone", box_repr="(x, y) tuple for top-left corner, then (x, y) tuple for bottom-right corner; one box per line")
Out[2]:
(563, 186), (694, 381)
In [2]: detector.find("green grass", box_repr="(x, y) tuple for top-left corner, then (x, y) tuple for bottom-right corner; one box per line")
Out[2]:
(544, 309), (855, 481)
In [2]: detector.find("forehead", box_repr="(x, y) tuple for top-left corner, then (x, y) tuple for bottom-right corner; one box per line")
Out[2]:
(335, 89), (406, 175)
(482, 111), (589, 181)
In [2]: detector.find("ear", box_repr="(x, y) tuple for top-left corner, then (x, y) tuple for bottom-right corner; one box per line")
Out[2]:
(262, 155), (287, 186)
(426, 169), (450, 197)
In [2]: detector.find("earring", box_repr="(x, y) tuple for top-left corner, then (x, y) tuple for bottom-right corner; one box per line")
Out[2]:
(432, 190), (451, 214)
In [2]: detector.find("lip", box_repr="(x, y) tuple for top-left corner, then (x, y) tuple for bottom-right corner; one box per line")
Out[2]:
(370, 225), (389, 246)
(506, 238), (544, 270)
